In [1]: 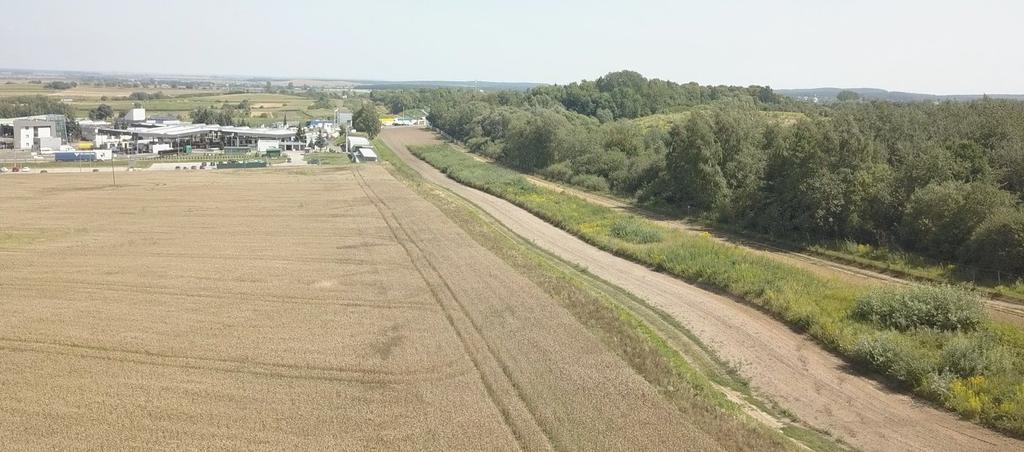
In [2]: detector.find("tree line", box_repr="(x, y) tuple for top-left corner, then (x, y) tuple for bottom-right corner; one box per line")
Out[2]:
(0, 95), (80, 139)
(372, 71), (1024, 275)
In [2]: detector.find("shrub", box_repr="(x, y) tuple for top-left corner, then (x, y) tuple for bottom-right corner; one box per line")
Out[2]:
(941, 334), (1016, 378)
(539, 161), (575, 183)
(851, 331), (938, 386)
(477, 141), (504, 160)
(900, 181), (1016, 258)
(465, 137), (490, 154)
(960, 208), (1024, 275)
(853, 285), (984, 332)
(569, 174), (610, 192)
(610, 218), (664, 244)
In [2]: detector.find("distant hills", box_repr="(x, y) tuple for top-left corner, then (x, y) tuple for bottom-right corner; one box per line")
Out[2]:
(777, 87), (1024, 103)
(349, 80), (541, 91)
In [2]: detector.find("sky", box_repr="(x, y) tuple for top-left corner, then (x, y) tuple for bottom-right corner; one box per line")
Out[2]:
(2, 0), (1023, 94)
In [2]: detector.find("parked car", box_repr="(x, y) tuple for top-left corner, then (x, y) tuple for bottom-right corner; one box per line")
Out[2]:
(0, 167), (8, 173)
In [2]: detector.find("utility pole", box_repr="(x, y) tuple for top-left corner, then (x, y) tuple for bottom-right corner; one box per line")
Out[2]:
(110, 150), (116, 187)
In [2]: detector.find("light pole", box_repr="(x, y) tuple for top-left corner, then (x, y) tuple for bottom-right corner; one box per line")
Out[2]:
(110, 148), (116, 187)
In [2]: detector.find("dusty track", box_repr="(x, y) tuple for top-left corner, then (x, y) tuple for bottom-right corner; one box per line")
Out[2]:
(0, 165), (718, 450)
(381, 126), (1024, 452)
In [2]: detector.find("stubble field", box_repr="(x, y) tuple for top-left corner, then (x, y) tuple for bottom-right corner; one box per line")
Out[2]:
(0, 166), (723, 450)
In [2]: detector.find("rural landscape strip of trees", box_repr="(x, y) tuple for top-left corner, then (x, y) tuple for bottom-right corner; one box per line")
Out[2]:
(372, 71), (1024, 288)
(370, 71), (1024, 437)
(409, 140), (1024, 437)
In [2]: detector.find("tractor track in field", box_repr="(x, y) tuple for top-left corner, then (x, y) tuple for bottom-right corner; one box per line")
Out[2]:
(353, 167), (553, 451)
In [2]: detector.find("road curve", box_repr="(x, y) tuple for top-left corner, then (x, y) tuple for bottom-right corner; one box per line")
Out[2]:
(379, 127), (1024, 452)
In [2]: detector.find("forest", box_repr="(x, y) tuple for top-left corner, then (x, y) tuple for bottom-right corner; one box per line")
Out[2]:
(371, 71), (1024, 276)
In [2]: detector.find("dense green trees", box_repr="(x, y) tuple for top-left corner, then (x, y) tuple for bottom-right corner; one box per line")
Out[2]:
(373, 73), (1024, 276)
(190, 106), (235, 126)
(836, 90), (861, 102)
(88, 104), (114, 120)
(43, 81), (77, 90)
(353, 103), (381, 138)
(962, 209), (1024, 274)
(664, 114), (729, 211)
(128, 91), (166, 101)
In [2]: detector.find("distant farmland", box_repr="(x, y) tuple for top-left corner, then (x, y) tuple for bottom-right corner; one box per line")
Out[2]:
(0, 82), (347, 125)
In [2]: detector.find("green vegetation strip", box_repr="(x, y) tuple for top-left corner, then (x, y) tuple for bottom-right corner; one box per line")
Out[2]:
(305, 152), (352, 165)
(409, 142), (1024, 438)
(373, 139), (840, 451)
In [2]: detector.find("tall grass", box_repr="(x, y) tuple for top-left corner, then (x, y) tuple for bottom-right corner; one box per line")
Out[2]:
(853, 285), (985, 332)
(410, 143), (1024, 437)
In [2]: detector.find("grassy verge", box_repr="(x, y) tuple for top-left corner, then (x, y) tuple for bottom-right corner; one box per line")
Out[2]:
(614, 186), (1024, 303)
(16, 159), (154, 169)
(373, 139), (845, 451)
(807, 240), (1024, 302)
(304, 152), (352, 165)
(409, 142), (1024, 438)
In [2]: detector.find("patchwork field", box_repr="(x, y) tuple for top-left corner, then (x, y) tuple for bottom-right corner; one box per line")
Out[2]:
(0, 82), (345, 126)
(0, 166), (724, 450)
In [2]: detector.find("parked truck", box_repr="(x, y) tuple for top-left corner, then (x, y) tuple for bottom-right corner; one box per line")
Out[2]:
(54, 149), (112, 161)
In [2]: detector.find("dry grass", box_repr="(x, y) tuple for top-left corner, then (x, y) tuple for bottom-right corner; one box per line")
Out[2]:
(0, 167), (728, 450)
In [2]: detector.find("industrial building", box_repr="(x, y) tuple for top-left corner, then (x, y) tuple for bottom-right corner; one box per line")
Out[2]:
(92, 123), (305, 154)
(336, 110), (353, 129)
(0, 115), (69, 151)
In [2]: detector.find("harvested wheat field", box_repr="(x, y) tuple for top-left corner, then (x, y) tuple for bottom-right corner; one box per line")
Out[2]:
(0, 167), (725, 450)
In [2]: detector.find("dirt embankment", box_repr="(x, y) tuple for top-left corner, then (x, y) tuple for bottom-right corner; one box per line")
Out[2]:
(381, 126), (1024, 452)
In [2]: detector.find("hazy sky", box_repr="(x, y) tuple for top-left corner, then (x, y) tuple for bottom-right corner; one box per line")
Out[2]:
(3, 0), (1022, 94)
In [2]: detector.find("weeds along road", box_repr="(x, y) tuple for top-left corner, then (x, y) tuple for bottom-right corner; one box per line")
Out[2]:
(380, 126), (1024, 452)
(519, 175), (1024, 328)
(457, 131), (1024, 328)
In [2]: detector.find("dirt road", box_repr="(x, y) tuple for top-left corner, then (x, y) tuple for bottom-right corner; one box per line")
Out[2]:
(1, 166), (723, 450)
(381, 126), (1024, 452)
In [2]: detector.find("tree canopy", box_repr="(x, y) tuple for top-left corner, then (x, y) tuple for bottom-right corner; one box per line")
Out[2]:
(370, 72), (1024, 276)
(353, 103), (381, 138)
